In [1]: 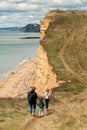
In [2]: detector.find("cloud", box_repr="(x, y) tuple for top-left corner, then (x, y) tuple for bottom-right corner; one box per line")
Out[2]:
(0, 0), (87, 27)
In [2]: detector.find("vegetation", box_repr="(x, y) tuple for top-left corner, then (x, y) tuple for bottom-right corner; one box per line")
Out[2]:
(0, 98), (28, 130)
(40, 11), (87, 89)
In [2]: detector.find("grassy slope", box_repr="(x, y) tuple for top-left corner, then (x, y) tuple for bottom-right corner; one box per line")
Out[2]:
(0, 98), (29, 130)
(40, 10), (87, 95)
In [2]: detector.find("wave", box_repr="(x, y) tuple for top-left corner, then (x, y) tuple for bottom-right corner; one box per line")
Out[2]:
(19, 59), (28, 65)
(0, 58), (31, 80)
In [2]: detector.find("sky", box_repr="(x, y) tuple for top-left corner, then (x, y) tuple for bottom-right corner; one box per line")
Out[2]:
(0, 0), (87, 28)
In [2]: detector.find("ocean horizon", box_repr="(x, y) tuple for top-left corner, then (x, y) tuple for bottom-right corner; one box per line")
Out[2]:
(0, 31), (40, 79)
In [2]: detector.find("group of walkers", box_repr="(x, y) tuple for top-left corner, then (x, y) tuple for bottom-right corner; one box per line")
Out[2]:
(27, 87), (51, 117)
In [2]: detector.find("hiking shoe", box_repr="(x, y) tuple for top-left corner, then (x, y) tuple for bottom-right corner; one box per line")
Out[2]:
(32, 113), (35, 116)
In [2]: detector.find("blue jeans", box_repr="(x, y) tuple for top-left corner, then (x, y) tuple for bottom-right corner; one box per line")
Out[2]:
(29, 103), (36, 114)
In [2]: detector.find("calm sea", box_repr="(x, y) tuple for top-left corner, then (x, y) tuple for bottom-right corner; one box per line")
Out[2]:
(0, 31), (40, 79)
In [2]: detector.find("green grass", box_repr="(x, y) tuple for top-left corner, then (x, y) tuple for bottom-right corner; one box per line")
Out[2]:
(0, 98), (28, 130)
(52, 79), (86, 98)
(81, 115), (87, 125)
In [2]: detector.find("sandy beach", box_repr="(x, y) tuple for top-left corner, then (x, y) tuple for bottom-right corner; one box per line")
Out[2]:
(0, 57), (37, 98)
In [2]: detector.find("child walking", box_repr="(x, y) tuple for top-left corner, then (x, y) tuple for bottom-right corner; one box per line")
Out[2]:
(44, 89), (51, 112)
(37, 97), (45, 117)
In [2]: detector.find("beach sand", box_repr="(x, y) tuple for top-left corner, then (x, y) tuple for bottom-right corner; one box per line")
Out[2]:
(0, 57), (37, 98)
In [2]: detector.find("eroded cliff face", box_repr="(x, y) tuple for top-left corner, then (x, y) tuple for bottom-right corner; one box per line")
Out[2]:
(40, 12), (56, 39)
(40, 18), (52, 39)
(35, 44), (58, 95)
(35, 12), (58, 94)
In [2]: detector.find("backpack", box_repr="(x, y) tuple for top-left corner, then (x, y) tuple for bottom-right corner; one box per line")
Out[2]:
(28, 92), (36, 102)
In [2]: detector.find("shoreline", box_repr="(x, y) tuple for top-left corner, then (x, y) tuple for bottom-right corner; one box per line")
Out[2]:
(0, 57), (33, 81)
(0, 57), (37, 98)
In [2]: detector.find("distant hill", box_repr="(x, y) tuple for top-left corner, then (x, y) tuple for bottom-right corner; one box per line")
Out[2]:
(0, 23), (40, 32)
(21, 23), (40, 32)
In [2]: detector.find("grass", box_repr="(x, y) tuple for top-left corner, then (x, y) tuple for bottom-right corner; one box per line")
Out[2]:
(81, 115), (87, 125)
(50, 86), (87, 130)
(40, 10), (87, 89)
(0, 98), (28, 130)
(53, 79), (86, 97)
(40, 11), (87, 129)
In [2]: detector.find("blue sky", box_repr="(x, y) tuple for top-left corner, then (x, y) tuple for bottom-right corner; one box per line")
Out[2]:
(0, 0), (87, 27)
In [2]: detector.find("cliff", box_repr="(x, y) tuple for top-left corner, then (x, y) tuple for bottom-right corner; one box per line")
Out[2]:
(34, 44), (58, 94)
(39, 10), (87, 95)
(34, 12), (62, 94)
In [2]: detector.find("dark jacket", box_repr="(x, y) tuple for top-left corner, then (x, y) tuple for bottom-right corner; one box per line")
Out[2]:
(28, 90), (38, 104)
(37, 101), (44, 109)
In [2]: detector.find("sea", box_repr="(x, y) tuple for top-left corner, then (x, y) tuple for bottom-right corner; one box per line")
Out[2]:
(0, 31), (40, 79)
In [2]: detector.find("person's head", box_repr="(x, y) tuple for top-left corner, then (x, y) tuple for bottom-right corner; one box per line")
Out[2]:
(31, 87), (36, 91)
(46, 88), (49, 92)
(39, 96), (43, 101)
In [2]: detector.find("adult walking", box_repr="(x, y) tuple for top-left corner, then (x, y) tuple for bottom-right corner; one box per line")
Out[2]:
(44, 89), (51, 112)
(28, 87), (38, 116)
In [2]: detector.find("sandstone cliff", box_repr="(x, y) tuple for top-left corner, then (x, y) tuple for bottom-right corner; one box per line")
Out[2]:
(34, 12), (61, 94)
(35, 10), (87, 95)
(35, 44), (58, 95)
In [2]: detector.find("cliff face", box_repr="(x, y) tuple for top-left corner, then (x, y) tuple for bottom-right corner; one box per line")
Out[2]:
(35, 44), (58, 94)
(40, 12), (56, 39)
(35, 10), (87, 94)
(35, 12), (59, 94)
(40, 18), (52, 39)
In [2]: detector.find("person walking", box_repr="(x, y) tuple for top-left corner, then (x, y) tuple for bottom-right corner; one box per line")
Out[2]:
(44, 89), (51, 112)
(28, 87), (38, 116)
(37, 97), (45, 117)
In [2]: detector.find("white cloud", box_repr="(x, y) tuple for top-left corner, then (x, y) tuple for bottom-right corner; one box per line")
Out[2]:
(0, 0), (87, 27)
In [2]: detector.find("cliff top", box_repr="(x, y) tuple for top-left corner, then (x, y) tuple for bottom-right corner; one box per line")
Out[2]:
(46, 10), (87, 17)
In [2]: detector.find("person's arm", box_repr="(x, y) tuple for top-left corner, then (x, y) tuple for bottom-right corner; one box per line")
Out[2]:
(37, 102), (39, 106)
(44, 92), (46, 99)
(35, 93), (38, 101)
(27, 92), (30, 103)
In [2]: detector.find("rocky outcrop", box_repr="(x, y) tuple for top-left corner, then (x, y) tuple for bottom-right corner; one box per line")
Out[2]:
(40, 15), (55, 39)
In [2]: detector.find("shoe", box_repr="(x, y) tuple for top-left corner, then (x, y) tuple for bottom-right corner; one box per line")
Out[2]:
(38, 115), (41, 118)
(32, 113), (35, 116)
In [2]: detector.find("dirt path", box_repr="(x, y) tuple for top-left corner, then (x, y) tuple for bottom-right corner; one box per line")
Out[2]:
(24, 116), (39, 130)
(21, 39), (87, 130)
(20, 108), (55, 130)
(58, 39), (87, 86)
